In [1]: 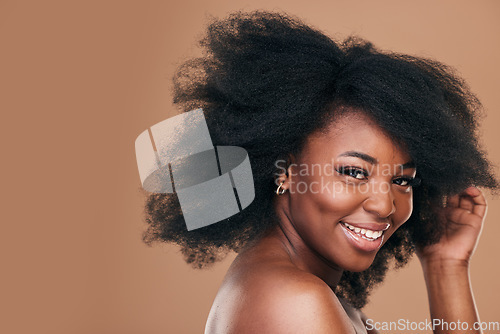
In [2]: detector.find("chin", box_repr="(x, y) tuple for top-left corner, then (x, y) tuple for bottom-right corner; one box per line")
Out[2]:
(338, 254), (378, 273)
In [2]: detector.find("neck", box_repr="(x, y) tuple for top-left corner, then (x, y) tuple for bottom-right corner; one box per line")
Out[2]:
(264, 203), (344, 289)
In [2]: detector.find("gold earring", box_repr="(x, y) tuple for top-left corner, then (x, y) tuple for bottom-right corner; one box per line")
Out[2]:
(276, 181), (286, 195)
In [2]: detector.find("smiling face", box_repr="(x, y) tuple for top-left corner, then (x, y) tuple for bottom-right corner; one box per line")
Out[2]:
(275, 110), (418, 272)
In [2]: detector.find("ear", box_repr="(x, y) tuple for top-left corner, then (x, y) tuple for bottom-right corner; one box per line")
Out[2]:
(286, 153), (297, 179)
(274, 153), (297, 188)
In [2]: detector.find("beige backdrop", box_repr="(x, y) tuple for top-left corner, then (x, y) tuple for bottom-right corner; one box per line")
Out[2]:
(2, 1), (499, 333)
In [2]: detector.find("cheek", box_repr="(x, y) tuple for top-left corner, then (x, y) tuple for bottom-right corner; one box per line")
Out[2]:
(322, 191), (364, 216)
(311, 193), (368, 230)
(288, 178), (361, 228)
(291, 176), (375, 217)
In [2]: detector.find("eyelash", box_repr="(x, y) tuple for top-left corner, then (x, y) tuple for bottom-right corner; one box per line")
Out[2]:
(335, 166), (421, 187)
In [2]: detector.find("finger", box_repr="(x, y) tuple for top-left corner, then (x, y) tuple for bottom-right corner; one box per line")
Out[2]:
(467, 187), (488, 218)
(459, 195), (474, 213)
(464, 185), (481, 197)
(445, 207), (480, 227)
(451, 186), (487, 218)
(446, 194), (460, 208)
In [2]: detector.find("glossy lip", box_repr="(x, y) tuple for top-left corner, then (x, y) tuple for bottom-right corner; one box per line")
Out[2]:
(341, 220), (390, 232)
(339, 221), (387, 253)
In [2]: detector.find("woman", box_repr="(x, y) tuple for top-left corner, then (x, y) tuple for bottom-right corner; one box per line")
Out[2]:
(140, 11), (498, 333)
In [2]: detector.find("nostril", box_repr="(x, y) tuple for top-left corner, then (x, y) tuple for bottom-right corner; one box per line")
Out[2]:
(362, 195), (396, 219)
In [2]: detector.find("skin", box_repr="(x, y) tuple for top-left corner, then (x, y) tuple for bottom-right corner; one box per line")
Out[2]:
(204, 111), (487, 334)
(417, 186), (486, 334)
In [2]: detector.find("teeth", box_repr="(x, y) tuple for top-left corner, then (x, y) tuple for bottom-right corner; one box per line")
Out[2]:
(343, 222), (384, 240)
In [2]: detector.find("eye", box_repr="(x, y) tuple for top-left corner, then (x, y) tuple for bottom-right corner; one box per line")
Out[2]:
(336, 166), (369, 180)
(393, 176), (421, 187)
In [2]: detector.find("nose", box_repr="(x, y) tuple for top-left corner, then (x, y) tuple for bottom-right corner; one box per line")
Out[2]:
(362, 183), (396, 218)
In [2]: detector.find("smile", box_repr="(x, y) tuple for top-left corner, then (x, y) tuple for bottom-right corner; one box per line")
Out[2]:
(339, 220), (391, 252)
(341, 221), (385, 240)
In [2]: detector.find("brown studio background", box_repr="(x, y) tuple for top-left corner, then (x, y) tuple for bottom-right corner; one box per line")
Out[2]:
(1, 1), (499, 333)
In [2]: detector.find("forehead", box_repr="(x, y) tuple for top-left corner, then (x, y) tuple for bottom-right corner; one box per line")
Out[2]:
(300, 111), (412, 164)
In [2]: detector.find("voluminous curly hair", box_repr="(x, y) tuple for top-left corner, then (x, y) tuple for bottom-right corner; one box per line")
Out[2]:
(140, 11), (498, 309)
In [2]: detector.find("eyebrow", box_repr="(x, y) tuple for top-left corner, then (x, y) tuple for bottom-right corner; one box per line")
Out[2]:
(337, 151), (416, 169)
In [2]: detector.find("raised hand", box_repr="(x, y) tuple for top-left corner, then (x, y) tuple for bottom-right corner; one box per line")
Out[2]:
(416, 186), (487, 266)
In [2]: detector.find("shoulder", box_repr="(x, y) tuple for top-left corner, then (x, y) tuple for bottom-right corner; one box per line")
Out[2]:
(215, 263), (356, 334)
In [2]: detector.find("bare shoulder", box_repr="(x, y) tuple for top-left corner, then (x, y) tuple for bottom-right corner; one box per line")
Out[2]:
(206, 260), (355, 334)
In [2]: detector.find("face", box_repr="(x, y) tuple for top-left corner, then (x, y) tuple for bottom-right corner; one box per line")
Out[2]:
(278, 111), (418, 272)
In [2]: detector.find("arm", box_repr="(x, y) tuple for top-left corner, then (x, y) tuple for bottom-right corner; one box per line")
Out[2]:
(420, 258), (479, 334)
(416, 186), (487, 334)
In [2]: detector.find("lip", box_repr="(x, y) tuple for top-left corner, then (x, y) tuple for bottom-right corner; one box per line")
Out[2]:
(339, 220), (388, 253)
(341, 220), (390, 232)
